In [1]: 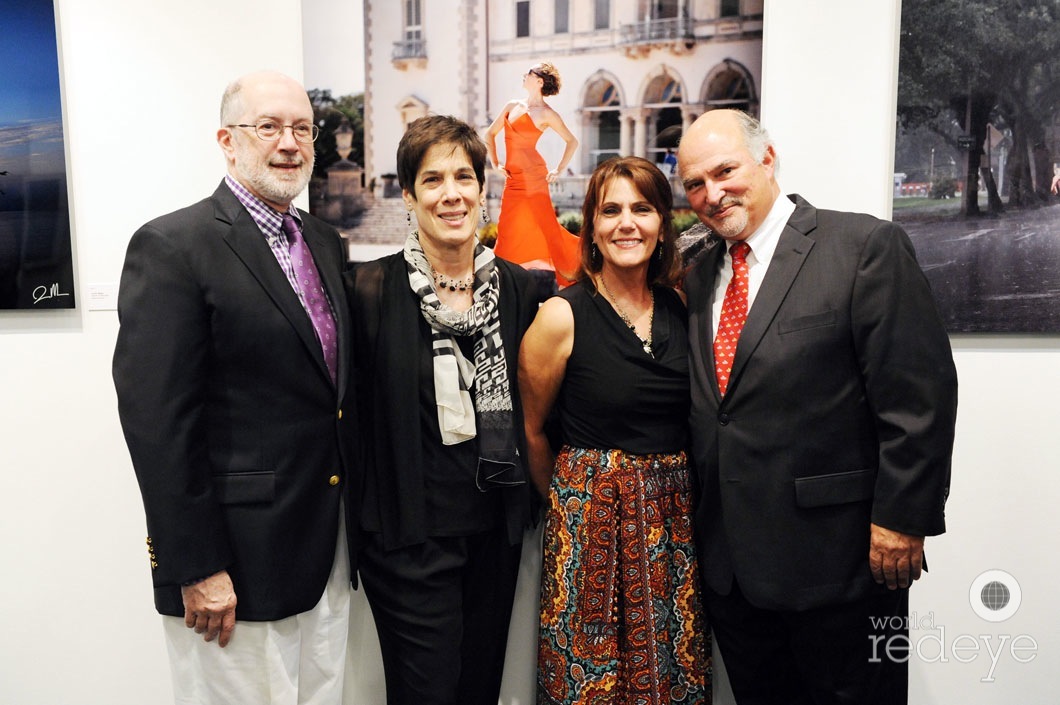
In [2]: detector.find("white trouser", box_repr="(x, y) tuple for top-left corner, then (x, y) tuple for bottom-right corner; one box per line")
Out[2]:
(163, 509), (351, 705)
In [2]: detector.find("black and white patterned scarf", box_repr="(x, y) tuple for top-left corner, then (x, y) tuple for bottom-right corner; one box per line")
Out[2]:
(403, 230), (525, 490)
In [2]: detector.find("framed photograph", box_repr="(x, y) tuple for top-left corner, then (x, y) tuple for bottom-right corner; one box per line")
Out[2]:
(303, 1), (764, 263)
(893, 0), (1060, 333)
(0, 0), (75, 310)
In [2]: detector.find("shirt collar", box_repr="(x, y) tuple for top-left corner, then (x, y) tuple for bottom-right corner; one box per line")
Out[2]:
(739, 192), (795, 268)
(224, 175), (302, 242)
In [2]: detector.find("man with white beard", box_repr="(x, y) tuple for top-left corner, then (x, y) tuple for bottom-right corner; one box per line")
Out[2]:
(113, 71), (357, 705)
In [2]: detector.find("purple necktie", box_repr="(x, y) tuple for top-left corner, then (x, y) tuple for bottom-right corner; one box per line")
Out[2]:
(282, 214), (337, 385)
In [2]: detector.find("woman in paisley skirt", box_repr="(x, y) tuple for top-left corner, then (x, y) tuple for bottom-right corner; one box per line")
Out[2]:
(519, 156), (711, 704)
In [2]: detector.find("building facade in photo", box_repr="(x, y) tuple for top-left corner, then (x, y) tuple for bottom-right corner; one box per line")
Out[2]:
(363, 0), (763, 211)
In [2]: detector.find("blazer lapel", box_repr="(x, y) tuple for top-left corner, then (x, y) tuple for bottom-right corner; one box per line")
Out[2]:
(726, 198), (817, 396)
(685, 238), (726, 401)
(211, 185), (332, 388)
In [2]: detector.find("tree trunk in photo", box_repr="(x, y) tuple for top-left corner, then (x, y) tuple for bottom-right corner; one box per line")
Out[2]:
(1006, 122), (1036, 208)
(954, 92), (993, 217)
(1031, 139), (1052, 202)
(962, 146), (982, 217)
(979, 166), (1004, 213)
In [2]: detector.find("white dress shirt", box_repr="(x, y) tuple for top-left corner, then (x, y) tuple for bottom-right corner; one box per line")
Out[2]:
(711, 194), (796, 340)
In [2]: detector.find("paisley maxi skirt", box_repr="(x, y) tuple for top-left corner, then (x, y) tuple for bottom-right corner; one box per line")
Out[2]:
(537, 446), (711, 705)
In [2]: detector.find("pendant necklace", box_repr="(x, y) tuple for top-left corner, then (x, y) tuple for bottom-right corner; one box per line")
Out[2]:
(431, 265), (474, 292)
(600, 275), (654, 358)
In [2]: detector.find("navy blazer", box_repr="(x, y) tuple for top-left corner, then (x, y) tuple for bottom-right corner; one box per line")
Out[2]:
(113, 181), (358, 620)
(686, 195), (958, 611)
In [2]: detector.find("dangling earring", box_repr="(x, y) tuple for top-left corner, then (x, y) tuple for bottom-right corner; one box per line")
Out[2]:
(481, 205), (491, 225)
(406, 210), (412, 227)
(656, 239), (664, 262)
(591, 243), (600, 267)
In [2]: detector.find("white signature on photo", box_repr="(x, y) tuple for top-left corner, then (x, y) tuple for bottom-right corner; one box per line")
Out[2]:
(32, 283), (71, 305)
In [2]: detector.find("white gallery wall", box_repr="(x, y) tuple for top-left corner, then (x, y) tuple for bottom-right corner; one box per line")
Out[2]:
(0, 1), (1055, 703)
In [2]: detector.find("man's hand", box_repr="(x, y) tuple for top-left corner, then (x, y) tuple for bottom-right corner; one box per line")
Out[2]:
(869, 523), (925, 590)
(181, 570), (237, 647)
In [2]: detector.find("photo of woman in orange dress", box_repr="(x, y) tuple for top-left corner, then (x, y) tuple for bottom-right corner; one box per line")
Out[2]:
(486, 62), (581, 286)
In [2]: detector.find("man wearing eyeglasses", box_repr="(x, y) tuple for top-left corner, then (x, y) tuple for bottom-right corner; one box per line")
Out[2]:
(113, 71), (356, 705)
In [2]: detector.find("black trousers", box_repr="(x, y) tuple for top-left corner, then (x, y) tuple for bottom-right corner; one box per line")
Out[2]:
(358, 530), (523, 705)
(705, 580), (909, 705)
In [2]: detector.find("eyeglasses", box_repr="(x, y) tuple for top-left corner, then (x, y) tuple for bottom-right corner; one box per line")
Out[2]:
(227, 121), (320, 144)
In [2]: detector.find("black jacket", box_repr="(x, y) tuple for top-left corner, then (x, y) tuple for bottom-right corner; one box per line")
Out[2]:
(346, 252), (542, 550)
(114, 181), (358, 619)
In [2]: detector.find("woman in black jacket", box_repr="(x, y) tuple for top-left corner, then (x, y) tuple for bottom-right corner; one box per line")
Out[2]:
(345, 114), (543, 705)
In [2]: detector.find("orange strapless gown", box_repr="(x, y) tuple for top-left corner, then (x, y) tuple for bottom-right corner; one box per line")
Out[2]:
(494, 112), (581, 285)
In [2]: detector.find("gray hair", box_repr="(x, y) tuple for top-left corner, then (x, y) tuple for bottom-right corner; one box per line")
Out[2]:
(219, 78), (244, 126)
(732, 110), (773, 165)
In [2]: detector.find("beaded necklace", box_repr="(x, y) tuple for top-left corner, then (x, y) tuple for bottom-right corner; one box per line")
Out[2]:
(431, 266), (474, 292)
(600, 275), (654, 358)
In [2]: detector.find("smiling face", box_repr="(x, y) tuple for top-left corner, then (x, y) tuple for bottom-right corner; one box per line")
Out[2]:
(677, 110), (779, 242)
(218, 72), (315, 212)
(592, 176), (662, 274)
(405, 141), (483, 251)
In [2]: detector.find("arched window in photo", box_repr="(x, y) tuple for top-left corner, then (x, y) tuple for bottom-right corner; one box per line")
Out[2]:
(703, 59), (758, 116)
(642, 69), (685, 163)
(582, 75), (623, 168)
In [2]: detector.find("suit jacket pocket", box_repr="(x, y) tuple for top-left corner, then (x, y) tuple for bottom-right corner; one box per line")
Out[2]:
(794, 468), (874, 508)
(213, 471), (275, 504)
(778, 310), (836, 334)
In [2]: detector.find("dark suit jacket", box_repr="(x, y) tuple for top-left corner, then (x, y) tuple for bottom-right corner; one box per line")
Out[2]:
(345, 253), (542, 550)
(113, 181), (357, 620)
(686, 195), (958, 611)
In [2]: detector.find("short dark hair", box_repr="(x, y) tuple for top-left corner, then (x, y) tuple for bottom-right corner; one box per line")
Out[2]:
(579, 157), (680, 288)
(396, 115), (488, 196)
(532, 62), (562, 97)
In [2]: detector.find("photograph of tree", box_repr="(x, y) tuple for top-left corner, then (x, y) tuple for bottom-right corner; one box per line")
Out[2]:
(0, 0), (74, 310)
(893, 0), (1060, 333)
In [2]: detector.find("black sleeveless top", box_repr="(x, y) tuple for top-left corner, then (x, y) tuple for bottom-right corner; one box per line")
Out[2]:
(555, 280), (690, 454)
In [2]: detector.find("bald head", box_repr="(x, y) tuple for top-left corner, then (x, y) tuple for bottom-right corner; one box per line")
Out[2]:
(676, 109), (781, 242)
(220, 71), (311, 127)
(679, 109), (773, 169)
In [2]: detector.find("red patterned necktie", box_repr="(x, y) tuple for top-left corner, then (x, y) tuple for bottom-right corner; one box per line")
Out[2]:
(713, 241), (751, 396)
(282, 214), (338, 385)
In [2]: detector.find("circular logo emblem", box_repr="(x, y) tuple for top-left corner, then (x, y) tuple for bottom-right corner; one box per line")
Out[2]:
(969, 569), (1021, 622)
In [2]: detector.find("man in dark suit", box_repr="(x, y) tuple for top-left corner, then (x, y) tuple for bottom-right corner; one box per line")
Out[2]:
(678, 109), (957, 704)
(113, 71), (356, 704)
